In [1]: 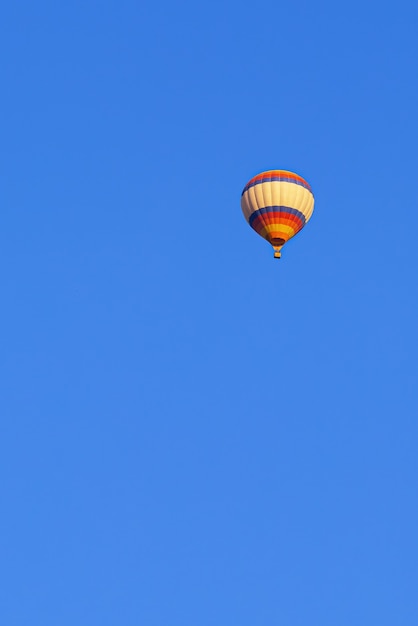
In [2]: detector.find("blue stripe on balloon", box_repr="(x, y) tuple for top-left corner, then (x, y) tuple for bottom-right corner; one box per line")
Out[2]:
(242, 176), (311, 195)
(248, 206), (307, 227)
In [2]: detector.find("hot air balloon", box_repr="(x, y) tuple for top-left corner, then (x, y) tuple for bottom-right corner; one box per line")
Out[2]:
(241, 170), (314, 258)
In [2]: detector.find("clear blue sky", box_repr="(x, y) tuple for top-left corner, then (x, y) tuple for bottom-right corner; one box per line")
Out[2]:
(1, 1), (418, 624)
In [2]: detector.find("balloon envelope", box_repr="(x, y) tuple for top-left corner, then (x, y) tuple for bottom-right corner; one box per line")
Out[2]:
(241, 170), (314, 258)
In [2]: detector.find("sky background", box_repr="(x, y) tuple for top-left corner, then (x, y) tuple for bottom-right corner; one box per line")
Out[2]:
(1, 1), (418, 624)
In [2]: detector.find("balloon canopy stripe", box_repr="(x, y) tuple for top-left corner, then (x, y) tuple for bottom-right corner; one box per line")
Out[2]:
(248, 206), (306, 227)
(251, 217), (303, 235)
(242, 170), (312, 195)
